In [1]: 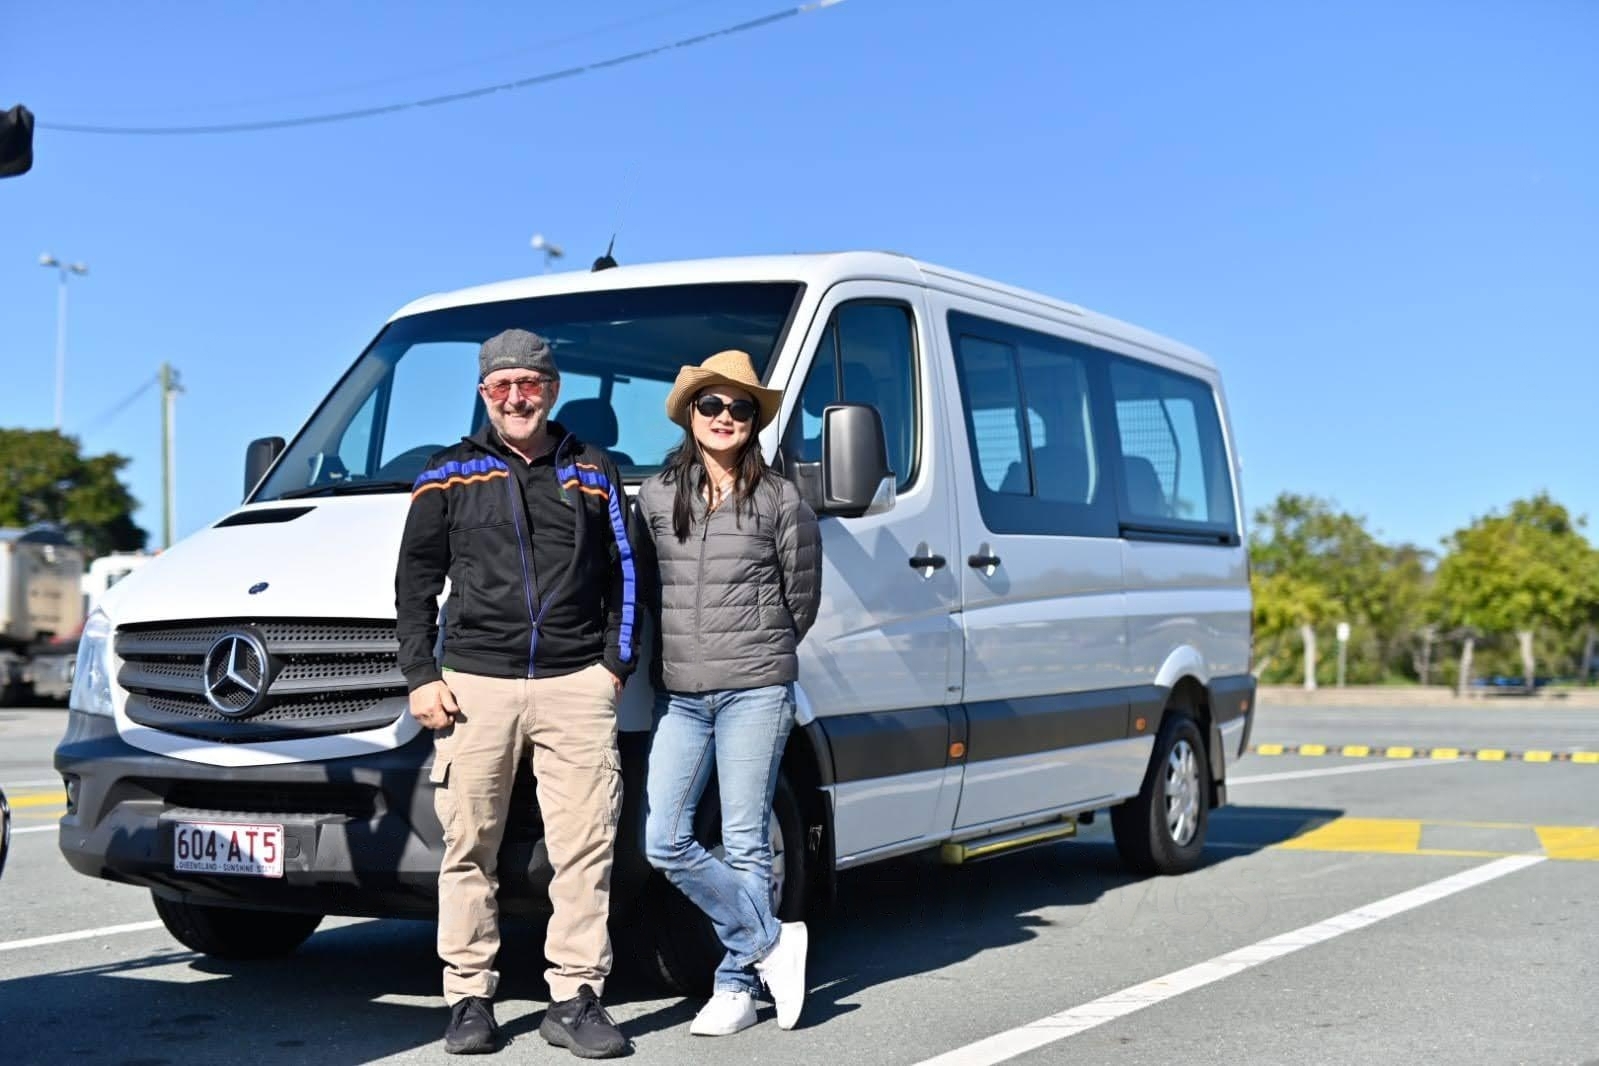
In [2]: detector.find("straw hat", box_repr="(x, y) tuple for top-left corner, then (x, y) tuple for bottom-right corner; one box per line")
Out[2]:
(665, 350), (784, 430)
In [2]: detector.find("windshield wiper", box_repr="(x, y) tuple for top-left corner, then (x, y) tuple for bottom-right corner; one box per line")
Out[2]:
(276, 479), (414, 500)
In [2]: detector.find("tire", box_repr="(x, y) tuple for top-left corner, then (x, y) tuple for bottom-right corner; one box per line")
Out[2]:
(650, 770), (807, 995)
(152, 893), (323, 960)
(1111, 710), (1209, 876)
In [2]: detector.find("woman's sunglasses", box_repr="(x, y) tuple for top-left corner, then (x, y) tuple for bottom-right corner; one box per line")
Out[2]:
(693, 395), (757, 423)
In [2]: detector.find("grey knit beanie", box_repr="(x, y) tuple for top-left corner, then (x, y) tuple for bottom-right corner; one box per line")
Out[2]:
(478, 328), (559, 381)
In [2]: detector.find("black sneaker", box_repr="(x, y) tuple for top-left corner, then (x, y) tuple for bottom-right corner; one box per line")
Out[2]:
(444, 996), (499, 1055)
(539, 984), (629, 1059)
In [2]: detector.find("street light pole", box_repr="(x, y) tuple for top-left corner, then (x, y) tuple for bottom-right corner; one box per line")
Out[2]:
(38, 254), (89, 430)
(530, 233), (564, 273)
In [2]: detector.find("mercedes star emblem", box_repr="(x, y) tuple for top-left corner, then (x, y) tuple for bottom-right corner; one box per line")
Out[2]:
(202, 631), (272, 717)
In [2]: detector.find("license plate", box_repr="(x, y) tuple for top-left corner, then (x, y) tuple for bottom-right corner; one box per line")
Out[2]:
(174, 820), (284, 878)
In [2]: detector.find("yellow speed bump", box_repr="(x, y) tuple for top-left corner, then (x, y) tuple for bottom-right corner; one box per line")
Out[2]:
(1523, 750), (1553, 763)
(1476, 749), (1507, 762)
(1385, 746), (1415, 759)
(1573, 752), (1599, 765)
(1431, 747), (1461, 760)
(1255, 743), (1285, 756)
(1341, 745), (1371, 757)
(1299, 743), (1327, 757)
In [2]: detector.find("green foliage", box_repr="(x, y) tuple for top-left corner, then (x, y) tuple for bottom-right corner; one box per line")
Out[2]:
(0, 428), (147, 558)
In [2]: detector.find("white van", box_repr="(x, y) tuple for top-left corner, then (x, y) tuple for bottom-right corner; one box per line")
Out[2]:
(56, 252), (1253, 988)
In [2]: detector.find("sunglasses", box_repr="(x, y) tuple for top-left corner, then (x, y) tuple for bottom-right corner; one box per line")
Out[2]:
(482, 375), (554, 402)
(693, 395), (758, 423)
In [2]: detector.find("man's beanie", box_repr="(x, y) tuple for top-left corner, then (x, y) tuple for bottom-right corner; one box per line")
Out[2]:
(479, 328), (559, 382)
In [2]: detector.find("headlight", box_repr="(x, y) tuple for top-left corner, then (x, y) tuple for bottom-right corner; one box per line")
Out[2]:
(69, 610), (115, 717)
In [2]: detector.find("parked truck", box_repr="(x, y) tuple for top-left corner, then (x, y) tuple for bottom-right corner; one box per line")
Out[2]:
(0, 525), (87, 704)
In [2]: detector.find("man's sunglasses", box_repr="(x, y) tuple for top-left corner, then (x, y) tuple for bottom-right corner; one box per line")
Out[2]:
(693, 395), (757, 423)
(482, 375), (554, 402)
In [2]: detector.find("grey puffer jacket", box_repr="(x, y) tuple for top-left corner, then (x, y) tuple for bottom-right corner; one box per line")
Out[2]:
(636, 468), (822, 694)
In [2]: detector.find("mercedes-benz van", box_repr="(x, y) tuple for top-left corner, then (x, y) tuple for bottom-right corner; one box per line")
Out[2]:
(56, 252), (1254, 989)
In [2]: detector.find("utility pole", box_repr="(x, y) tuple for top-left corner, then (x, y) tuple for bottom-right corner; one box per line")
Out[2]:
(160, 363), (183, 548)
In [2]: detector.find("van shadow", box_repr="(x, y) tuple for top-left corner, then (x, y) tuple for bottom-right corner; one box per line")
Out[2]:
(0, 805), (1338, 1062)
(619, 802), (1342, 1035)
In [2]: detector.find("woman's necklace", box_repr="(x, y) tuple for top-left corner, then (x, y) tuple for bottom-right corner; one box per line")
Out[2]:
(705, 469), (737, 513)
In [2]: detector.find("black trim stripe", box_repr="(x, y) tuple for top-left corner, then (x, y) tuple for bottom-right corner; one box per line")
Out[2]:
(818, 685), (1164, 785)
(965, 690), (1129, 764)
(817, 706), (951, 784)
(1208, 674), (1255, 725)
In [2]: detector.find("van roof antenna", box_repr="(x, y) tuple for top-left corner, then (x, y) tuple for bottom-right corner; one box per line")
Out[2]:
(592, 235), (618, 272)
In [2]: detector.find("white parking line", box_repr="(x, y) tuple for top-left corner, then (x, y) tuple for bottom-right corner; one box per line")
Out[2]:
(2, 779), (63, 789)
(913, 853), (1546, 1066)
(11, 825), (56, 835)
(1231, 759), (1463, 784)
(0, 921), (165, 954)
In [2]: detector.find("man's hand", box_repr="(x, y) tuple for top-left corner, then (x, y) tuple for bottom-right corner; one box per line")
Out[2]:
(409, 680), (459, 730)
(606, 668), (623, 696)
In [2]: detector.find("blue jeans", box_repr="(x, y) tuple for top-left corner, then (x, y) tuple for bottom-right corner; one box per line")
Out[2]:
(644, 684), (795, 994)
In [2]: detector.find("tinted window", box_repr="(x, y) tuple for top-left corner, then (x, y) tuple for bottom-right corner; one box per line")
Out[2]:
(788, 301), (919, 490)
(1108, 360), (1236, 535)
(948, 312), (1115, 538)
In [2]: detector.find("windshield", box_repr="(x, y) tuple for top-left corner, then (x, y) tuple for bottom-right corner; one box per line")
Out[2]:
(253, 281), (804, 501)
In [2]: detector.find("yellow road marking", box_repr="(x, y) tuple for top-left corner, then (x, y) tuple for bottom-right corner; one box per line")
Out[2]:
(1385, 746), (1414, 759)
(1256, 743), (1284, 755)
(1536, 827), (1599, 861)
(1299, 743), (1327, 756)
(1431, 747), (1461, 760)
(1574, 752), (1599, 765)
(1258, 816), (1599, 861)
(1523, 750), (1553, 763)
(1341, 745), (1370, 757)
(1476, 749), (1507, 762)
(7, 791), (66, 810)
(1277, 817), (1422, 854)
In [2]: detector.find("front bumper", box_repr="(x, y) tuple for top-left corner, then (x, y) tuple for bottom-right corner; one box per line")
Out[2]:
(53, 710), (651, 917)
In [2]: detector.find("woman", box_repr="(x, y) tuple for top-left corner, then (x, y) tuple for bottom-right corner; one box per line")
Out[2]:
(638, 349), (823, 1036)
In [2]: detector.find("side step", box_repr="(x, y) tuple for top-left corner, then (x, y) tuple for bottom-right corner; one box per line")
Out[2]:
(940, 815), (1078, 865)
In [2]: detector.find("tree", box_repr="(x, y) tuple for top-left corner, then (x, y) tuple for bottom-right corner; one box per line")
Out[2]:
(1431, 494), (1599, 689)
(0, 429), (147, 557)
(1249, 493), (1432, 684)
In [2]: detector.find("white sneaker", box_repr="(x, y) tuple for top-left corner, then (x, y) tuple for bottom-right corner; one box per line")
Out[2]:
(689, 990), (757, 1036)
(754, 921), (809, 1030)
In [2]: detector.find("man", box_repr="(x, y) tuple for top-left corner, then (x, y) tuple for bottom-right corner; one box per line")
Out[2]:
(396, 328), (639, 1058)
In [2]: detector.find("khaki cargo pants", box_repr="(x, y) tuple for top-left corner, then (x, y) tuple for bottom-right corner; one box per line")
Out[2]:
(430, 664), (622, 1004)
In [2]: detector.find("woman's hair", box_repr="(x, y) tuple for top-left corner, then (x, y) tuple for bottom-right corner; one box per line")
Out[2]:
(659, 402), (767, 543)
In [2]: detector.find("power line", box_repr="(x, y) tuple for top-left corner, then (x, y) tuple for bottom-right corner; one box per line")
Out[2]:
(39, 0), (849, 137)
(81, 373), (159, 435)
(126, 0), (728, 116)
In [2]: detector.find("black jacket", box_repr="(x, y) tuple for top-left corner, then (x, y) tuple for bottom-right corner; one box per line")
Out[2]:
(395, 423), (641, 691)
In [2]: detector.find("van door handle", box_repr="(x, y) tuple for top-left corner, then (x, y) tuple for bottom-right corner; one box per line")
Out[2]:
(908, 553), (946, 570)
(967, 552), (1002, 570)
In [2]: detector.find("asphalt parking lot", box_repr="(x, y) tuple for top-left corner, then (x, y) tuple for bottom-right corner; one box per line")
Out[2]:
(3, 700), (1596, 1065)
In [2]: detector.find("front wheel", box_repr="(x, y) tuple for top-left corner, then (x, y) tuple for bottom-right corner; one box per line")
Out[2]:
(650, 771), (807, 995)
(1111, 711), (1209, 876)
(152, 893), (323, 959)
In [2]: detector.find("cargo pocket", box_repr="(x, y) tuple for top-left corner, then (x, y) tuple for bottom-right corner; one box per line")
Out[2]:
(599, 748), (622, 829)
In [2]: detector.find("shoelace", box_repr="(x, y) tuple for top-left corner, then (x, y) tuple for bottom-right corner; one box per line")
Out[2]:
(571, 992), (616, 1029)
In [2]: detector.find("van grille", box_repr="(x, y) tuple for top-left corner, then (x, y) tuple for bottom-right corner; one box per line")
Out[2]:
(116, 619), (408, 743)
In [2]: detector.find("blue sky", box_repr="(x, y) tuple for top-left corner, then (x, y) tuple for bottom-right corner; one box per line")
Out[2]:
(2, 0), (1595, 553)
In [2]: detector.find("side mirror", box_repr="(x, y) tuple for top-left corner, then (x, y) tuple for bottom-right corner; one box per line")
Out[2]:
(792, 403), (895, 518)
(244, 437), (286, 500)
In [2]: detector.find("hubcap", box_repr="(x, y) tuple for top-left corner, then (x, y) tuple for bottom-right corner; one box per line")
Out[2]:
(1164, 738), (1201, 847)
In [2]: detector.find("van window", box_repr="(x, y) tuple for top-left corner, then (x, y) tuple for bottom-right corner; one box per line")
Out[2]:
(948, 312), (1115, 538)
(1108, 360), (1236, 536)
(788, 301), (919, 490)
(252, 282), (805, 500)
